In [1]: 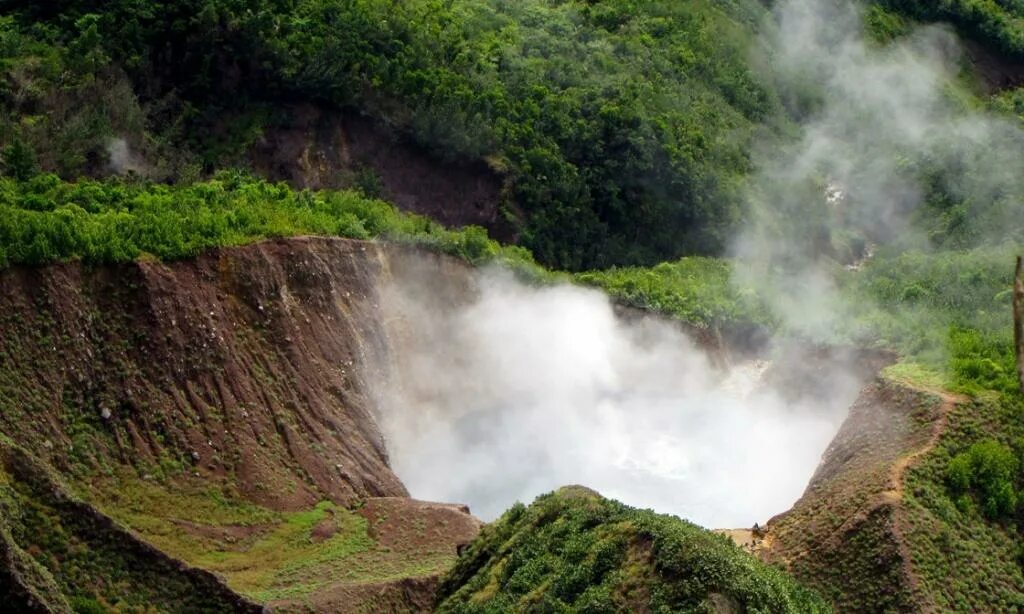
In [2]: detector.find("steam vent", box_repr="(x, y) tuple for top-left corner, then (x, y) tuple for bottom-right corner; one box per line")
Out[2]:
(1, 0), (1023, 611)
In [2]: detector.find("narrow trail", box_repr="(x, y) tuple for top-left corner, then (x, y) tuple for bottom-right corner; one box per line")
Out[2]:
(886, 387), (967, 611)
(886, 389), (965, 500)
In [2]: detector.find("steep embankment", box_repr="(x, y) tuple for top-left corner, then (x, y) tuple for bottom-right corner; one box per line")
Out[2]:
(0, 237), (480, 609)
(0, 236), (406, 509)
(760, 378), (958, 611)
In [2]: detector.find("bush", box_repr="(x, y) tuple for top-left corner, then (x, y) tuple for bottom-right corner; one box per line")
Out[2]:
(946, 439), (1021, 520)
(0, 173), (545, 272)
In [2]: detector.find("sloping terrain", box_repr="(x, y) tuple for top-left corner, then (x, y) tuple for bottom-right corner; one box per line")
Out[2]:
(436, 486), (829, 612)
(0, 437), (262, 613)
(0, 236), (407, 509)
(0, 237), (482, 609)
(760, 378), (952, 611)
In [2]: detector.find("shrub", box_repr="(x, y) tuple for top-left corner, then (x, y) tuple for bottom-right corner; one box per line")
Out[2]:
(946, 439), (1021, 520)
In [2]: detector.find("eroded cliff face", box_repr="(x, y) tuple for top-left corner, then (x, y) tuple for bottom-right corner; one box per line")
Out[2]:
(0, 237), (426, 511)
(761, 380), (950, 612)
(0, 237), (488, 609)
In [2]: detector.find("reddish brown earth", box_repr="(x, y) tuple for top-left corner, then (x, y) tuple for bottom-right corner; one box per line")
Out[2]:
(759, 379), (957, 612)
(268, 498), (484, 612)
(0, 237), (415, 511)
(251, 105), (518, 241)
(0, 237), (485, 610)
(358, 497), (483, 554)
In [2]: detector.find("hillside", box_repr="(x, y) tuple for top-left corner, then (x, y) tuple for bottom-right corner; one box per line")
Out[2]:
(436, 486), (827, 612)
(0, 0), (787, 270)
(0, 237), (485, 610)
(2, 0), (1024, 612)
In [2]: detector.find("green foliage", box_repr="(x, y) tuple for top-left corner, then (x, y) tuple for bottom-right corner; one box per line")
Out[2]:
(0, 173), (545, 274)
(0, 0), (786, 270)
(577, 257), (773, 329)
(2, 138), (36, 181)
(992, 85), (1024, 122)
(437, 487), (829, 613)
(841, 244), (1022, 392)
(946, 439), (1021, 519)
(69, 596), (107, 614)
(875, 0), (1024, 59)
(901, 394), (1024, 610)
(864, 4), (912, 43)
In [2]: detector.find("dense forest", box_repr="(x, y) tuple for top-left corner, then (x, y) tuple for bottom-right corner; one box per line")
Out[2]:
(0, 0), (783, 270)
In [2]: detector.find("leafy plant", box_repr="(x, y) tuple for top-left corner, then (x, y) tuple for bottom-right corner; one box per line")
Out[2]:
(946, 439), (1020, 519)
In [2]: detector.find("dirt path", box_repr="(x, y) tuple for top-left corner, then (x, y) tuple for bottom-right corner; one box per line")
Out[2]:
(886, 390), (965, 500)
(885, 387), (966, 611)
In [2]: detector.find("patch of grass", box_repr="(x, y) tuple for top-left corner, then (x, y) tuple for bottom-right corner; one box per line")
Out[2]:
(576, 257), (773, 329)
(87, 472), (459, 603)
(882, 362), (950, 391)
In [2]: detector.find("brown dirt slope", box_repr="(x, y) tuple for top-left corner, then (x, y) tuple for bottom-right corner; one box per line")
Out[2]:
(0, 236), (409, 511)
(0, 237), (484, 610)
(762, 379), (956, 612)
(250, 105), (517, 241)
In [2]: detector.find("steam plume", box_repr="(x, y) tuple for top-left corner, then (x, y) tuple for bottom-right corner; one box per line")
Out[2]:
(735, 0), (1024, 335)
(368, 0), (1023, 527)
(373, 267), (862, 525)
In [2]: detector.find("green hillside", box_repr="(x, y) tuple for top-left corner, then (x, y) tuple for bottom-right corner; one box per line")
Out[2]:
(0, 0), (1024, 611)
(436, 486), (828, 613)
(0, 0), (784, 270)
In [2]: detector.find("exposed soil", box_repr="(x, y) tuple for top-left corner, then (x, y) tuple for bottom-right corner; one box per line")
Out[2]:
(358, 497), (483, 555)
(0, 237), (417, 512)
(251, 105), (518, 242)
(759, 379), (955, 612)
(0, 237), (486, 611)
(962, 39), (1024, 93)
(272, 576), (443, 613)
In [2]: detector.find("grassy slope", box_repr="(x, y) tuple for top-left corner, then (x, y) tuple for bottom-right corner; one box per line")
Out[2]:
(436, 486), (828, 613)
(83, 472), (457, 605)
(901, 393), (1024, 611)
(0, 437), (259, 613)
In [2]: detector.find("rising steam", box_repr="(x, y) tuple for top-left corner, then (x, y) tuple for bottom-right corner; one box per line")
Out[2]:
(735, 0), (1024, 336)
(372, 266), (863, 526)
(368, 0), (1022, 527)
